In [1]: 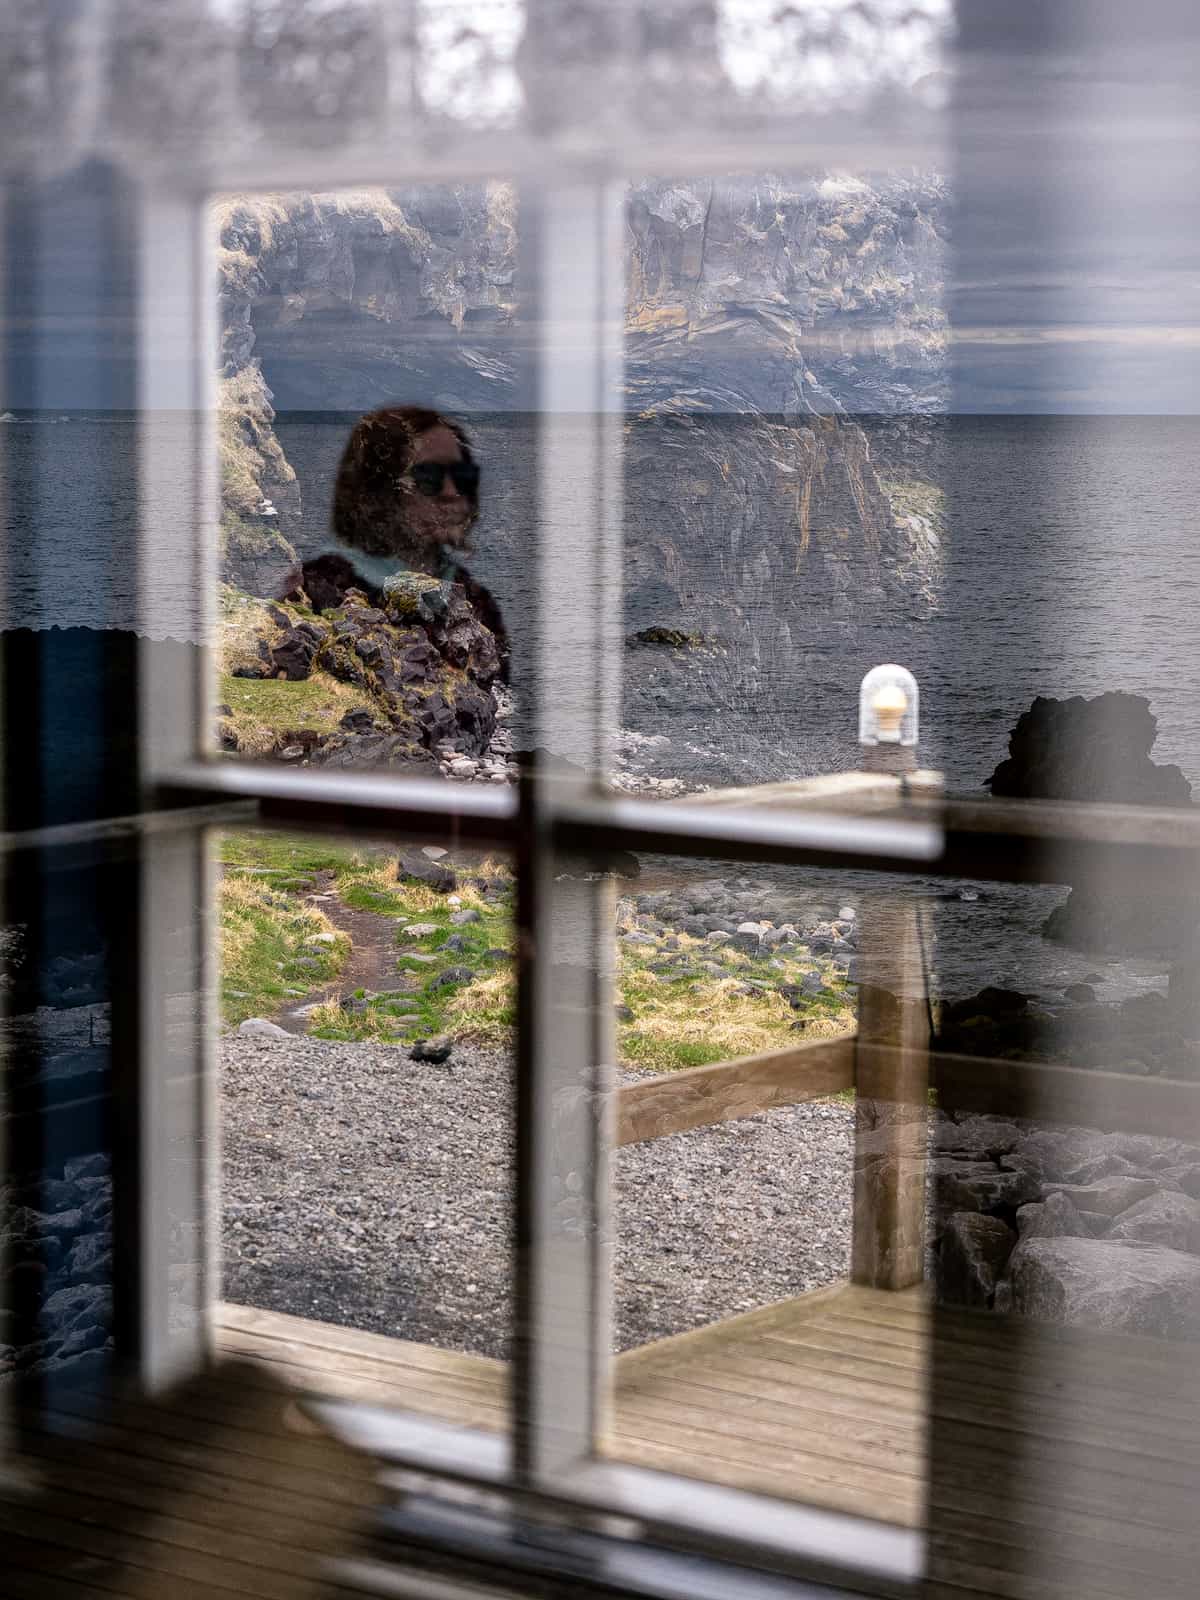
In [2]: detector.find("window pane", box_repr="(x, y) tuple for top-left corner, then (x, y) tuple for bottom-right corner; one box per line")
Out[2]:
(606, 853), (930, 1526)
(217, 826), (513, 1436)
(620, 170), (947, 798)
(212, 185), (527, 788)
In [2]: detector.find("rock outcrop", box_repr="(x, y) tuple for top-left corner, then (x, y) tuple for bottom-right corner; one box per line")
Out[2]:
(219, 564), (504, 770)
(987, 693), (1196, 955)
(987, 692), (1192, 807)
(931, 1110), (1200, 1339)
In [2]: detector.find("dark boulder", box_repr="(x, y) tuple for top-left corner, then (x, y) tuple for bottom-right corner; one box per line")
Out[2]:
(987, 693), (1195, 955)
(398, 851), (456, 893)
(987, 692), (1192, 806)
(937, 1212), (1016, 1308)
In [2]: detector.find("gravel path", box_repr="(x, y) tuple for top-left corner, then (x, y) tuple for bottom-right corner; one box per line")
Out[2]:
(221, 1035), (853, 1357)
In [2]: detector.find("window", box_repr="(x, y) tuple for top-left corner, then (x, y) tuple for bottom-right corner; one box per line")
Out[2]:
(4, 6), (1200, 1600)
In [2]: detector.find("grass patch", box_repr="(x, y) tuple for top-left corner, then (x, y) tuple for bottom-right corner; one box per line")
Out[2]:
(219, 669), (382, 753)
(615, 930), (855, 1074)
(215, 831), (855, 1064)
(217, 831), (373, 877)
(218, 873), (349, 1026)
(311, 857), (515, 1045)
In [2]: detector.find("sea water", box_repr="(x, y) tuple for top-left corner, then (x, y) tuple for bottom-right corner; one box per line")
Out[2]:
(5, 408), (1199, 1001)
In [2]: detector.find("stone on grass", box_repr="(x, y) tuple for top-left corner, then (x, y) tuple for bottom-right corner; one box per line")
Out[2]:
(238, 1018), (292, 1039)
(1009, 1237), (1200, 1338)
(410, 1037), (453, 1064)
(429, 966), (476, 990)
(938, 1212), (1016, 1308)
(404, 923), (441, 938)
(398, 851), (456, 892)
(450, 908), (481, 925)
(1109, 1190), (1200, 1252)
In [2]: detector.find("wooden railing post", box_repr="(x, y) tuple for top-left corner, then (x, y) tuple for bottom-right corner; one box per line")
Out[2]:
(852, 667), (931, 1290)
(851, 896), (931, 1290)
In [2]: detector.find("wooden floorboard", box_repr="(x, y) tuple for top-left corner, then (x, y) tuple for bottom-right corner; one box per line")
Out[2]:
(3, 1362), (378, 1599)
(208, 1286), (1200, 1598)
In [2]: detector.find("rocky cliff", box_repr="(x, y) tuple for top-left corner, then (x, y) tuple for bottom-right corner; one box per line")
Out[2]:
(214, 175), (947, 783)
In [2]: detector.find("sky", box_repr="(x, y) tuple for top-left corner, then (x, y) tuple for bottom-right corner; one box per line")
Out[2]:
(5, 1), (1200, 414)
(950, 0), (1200, 413)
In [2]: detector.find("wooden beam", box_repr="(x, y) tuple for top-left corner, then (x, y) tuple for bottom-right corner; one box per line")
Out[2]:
(931, 1049), (1200, 1142)
(851, 902), (931, 1293)
(615, 1035), (855, 1146)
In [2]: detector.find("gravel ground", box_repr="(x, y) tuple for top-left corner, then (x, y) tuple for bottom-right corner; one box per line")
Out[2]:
(221, 1035), (853, 1358)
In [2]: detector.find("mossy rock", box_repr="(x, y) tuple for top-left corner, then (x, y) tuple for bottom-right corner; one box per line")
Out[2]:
(628, 626), (705, 648)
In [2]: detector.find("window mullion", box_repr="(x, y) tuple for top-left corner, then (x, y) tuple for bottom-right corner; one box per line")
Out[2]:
(513, 176), (625, 1484)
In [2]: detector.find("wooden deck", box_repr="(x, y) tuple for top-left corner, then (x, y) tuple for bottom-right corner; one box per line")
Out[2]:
(216, 1284), (929, 1525)
(214, 1286), (1200, 1600)
(0, 1360), (378, 1599)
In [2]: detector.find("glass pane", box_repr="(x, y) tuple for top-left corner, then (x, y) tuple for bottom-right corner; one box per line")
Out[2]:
(212, 184), (527, 786)
(620, 169), (948, 798)
(217, 825), (514, 1435)
(606, 853), (929, 1521)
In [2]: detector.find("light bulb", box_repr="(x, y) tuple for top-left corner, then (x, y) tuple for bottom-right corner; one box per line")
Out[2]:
(872, 683), (908, 742)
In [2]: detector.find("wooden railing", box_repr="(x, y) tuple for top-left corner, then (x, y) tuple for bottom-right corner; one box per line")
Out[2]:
(616, 1034), (855, 1146)
(615, 767), (1200, 1293)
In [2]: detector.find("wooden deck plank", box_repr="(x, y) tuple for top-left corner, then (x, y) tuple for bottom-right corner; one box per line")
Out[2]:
(5, 1363), (375, 1600)
(207, 1288), (1200, 1600)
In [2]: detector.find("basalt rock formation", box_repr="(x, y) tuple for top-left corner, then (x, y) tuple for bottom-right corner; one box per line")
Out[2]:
(986, 693), (1197, 955)
(219, 566), (502, 769)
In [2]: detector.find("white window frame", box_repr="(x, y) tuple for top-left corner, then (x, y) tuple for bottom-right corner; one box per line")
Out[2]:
(130, 141), (942, 1590)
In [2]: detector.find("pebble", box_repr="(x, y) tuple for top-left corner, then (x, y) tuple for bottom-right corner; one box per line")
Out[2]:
(220, 1036), (854, 1357)
(237, 1018), (292, 1038)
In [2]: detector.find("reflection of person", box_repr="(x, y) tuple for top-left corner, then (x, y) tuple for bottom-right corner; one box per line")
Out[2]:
(288, 405), (508, 671)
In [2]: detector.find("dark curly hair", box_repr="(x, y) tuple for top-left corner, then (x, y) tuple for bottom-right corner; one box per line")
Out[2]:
(331, 405), (479, 559)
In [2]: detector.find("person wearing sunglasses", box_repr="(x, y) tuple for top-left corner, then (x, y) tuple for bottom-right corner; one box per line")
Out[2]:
(289, 404), (507, 674)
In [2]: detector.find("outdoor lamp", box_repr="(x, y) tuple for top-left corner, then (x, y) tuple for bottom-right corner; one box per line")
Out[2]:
(859, 665), (919, 749)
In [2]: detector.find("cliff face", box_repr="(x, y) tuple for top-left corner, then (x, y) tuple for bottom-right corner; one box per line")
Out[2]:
(215, 177), (946, 779)
(625, 173), (946, 416)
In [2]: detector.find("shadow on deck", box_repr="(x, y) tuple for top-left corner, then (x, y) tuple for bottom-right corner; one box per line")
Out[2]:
(216, 1282), (929, 1527)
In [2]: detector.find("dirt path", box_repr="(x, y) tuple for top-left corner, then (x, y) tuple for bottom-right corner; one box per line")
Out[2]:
(272, 870), (402, 1034)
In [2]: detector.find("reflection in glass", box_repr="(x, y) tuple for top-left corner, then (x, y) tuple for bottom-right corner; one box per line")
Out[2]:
(213, 187), (520, 785)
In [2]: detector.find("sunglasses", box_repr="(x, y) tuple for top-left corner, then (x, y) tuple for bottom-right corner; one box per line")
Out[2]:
(405, 460), (481, 498)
